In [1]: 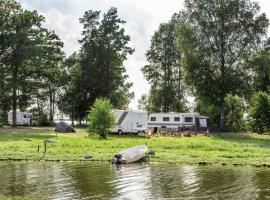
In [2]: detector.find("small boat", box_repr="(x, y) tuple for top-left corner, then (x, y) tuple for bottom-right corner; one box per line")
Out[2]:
(112, 144), (148, 164)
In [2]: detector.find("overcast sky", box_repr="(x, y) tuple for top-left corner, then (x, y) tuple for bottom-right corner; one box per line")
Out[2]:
(18, 0), (270, 109)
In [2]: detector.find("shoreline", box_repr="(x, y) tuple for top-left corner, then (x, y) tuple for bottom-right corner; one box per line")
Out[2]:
(1, 158), (270, 168)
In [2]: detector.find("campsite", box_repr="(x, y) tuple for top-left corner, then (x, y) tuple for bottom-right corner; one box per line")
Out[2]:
(1, 0), (270, 199)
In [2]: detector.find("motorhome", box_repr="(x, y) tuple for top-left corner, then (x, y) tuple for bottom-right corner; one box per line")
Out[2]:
(8, 111), (33, 126)
(111, 110), (148, 134)
(148, 112), (209, 129)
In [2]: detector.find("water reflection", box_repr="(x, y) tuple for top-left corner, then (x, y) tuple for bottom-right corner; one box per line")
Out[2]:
(0, 162), (270, 199)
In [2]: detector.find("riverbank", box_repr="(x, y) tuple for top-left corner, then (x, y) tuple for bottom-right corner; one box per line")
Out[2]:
(0, 127), (270, 166)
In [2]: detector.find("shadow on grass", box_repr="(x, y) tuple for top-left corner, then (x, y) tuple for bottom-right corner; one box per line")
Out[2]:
(212, 132), (270, 148)
(0, 126), (57, 142)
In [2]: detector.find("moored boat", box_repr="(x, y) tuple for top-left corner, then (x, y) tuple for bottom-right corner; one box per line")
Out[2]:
(112, 144), (148, 164)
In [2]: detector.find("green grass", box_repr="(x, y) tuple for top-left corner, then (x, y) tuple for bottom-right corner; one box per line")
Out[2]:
(1, 127), (270, 166)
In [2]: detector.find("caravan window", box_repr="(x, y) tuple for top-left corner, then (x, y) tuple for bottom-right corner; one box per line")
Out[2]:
(163, 117), (170, 122)
(184, 117), (193, 122)
(174, 117), (180, 122)
(23, 115), (27, 118)
(150, 117), (156, 121)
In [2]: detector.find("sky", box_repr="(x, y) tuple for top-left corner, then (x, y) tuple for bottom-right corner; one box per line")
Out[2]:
(18, 0), (270, 109)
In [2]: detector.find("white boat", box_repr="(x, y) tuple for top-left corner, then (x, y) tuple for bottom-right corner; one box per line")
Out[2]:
(112, 144), (148, 164)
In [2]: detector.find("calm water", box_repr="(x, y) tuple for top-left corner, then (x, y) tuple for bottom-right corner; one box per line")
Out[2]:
(0, 162), (270, 200)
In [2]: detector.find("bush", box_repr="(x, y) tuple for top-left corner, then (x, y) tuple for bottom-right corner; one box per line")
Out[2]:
(248, 92), (270, 134)
(224, 94), (245, 132)
(28, 108), (50, 126)
(87, 98), (115, 139)
(38, 111), (50, 126)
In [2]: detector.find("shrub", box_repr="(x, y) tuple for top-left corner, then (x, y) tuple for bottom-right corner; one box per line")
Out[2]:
(248, 92), (270, 134)
(87, 98), (115, 139)
(224, 94), (245, 132)
(38, 111), (50, 126)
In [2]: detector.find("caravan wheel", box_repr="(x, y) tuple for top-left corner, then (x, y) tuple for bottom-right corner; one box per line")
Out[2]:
(118, 130), (123, 135)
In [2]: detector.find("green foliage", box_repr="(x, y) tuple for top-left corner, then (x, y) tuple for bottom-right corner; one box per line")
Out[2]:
(178, 0), (269, 129)
(67, 7), (134, 120)
(142, 17), (188, 113)
(195, 99), (220, 127)
(38, 111), (50, 127)
(87, 98), (115, 139)
(249, 40), (270, 93)
(224, 94), (245, 132)
(29, 108), (49, 126)
(58, 53), (80, 124)
(248, 92), (270, 134)
(0, 0), (63, 125)
(138, 94), (150, 111)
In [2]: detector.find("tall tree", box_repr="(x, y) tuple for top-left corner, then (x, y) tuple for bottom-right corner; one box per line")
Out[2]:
(0, 0), (63, 126)
(70, 7), (134, 120)
(142, 16), (187, 113)
(58, 53), (80, 125)
(249, 38), (270, 93)
(179, 0), (268, 129)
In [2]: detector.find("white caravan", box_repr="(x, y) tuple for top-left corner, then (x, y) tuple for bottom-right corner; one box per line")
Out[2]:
(111, 110), (148, 134)
(8, 111), (33, 126)
(148, 112), (208, 129)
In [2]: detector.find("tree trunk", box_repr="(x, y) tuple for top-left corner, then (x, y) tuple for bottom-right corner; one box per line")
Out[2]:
(71, 103), (74, 126)
(49, 85), (53, 123)
(52, 90), (55, 122)
(12, 70), (18, 127)
(219, 3), (226, 132)
(220, 96), (225, 131)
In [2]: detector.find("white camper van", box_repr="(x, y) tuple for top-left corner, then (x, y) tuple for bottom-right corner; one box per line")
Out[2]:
(8, 111), (33, 126)
(112, 110), (148, 134)
(148, 112), (208, 129)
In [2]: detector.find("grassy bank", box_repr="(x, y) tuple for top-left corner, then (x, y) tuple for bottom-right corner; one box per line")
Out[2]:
(0, 127), (270, 166)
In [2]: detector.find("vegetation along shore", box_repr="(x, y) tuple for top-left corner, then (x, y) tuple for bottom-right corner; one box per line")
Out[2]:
(1, 127), (270, 167)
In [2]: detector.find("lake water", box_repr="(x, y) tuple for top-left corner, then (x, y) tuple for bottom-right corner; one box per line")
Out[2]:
(0, 162), (270, 200)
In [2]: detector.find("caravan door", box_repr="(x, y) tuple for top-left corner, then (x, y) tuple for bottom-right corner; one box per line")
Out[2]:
(199, 119), (207, 128)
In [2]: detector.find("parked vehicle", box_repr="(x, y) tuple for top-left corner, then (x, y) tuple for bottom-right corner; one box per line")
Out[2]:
(112, 144), (148, 164)
(111, 110), (148, 134)
(8, 111), (33, 126)
(148, 112), (209, 129)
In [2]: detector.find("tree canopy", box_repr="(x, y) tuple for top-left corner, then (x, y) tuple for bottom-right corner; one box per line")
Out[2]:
(142, 15), (188, 113)
(177, 0), (269, 129)
(59, 8), (134, 121)
(0, 0), (64, 126)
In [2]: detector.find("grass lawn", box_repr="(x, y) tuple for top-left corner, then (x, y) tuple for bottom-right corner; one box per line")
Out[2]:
(0, 126), (270, 166)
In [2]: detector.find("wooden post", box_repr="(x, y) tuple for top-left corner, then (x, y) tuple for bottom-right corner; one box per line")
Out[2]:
(37, 145), (40, 152)
(44, 141), (47, 152)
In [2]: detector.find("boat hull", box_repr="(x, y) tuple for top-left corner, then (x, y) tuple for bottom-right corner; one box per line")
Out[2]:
(112, 144), (148, 164)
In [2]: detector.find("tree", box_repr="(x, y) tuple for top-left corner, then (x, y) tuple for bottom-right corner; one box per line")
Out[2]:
(224, 94), (245, 132)
(179, 0), (269, 130)
(58, 53), (79, 125)
(248, 92), (270, 134)
(142, 17), (187, 112)
(0, 0), (63, 126)
(195, 98), (220, 127)
(68, 7), (134, 120)
(249, 38), (270, 93)
(138, 94), (150, 111)
(87, 98), (115, 139)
